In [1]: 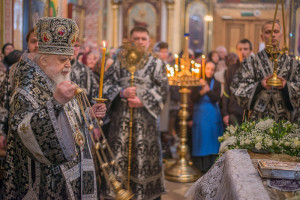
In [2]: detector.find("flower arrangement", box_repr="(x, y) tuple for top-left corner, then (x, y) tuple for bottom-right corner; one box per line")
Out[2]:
(218, 118), (300, 157)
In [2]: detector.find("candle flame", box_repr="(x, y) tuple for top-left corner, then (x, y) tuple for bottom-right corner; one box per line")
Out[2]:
(202, 55), (205, 59)
(191, 60), (195, 64)
(103, 41), (106, 48)
(175, 54), (178, 58)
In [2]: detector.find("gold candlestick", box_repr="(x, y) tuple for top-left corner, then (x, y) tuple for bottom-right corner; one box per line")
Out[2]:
(165, 87), (202, 182)
(165, 34), (202, 183)
(99, 41), (106, 98)
(202, 55), (205, 80)
(94, 41), (107, 103)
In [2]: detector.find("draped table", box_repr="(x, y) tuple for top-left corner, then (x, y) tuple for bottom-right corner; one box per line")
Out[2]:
(185, 149), (300, 200)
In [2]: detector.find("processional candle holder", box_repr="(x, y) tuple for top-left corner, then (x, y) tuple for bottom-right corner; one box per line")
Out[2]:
(74, 40), (136, 200)
(266, 0), (288, 87)
(118, 41), (148, 190)
(165, 34), (202, 182)
(72, 88), (134, 200)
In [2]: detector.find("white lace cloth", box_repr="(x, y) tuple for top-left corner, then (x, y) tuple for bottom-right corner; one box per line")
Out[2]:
(185, 149), (271, 200)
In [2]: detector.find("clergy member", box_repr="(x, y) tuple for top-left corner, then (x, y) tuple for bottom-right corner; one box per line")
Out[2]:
(231, 20), (300, 122)
(102, 26), (168, 200)
(2, 17), (106, 199)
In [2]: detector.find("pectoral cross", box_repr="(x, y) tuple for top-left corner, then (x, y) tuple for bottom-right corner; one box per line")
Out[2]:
(20, 124), (28, 134)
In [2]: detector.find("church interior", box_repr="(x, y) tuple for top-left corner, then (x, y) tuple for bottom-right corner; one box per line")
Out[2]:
(1, 0), (300, 56)
(0, 0), (300, 200)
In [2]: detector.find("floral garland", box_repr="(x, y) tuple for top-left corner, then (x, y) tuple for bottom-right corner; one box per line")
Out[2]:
(218, 119), (300, 157)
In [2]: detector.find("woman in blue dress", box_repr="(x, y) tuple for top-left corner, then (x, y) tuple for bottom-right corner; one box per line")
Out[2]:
(191, 61), (223, 172)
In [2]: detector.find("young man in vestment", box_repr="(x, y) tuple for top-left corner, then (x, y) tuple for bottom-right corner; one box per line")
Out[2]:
(222, 39), (252, 126)
(2, 17), (106, 199)
(102, 27), (168, 200)
(231, 20), (300, 122)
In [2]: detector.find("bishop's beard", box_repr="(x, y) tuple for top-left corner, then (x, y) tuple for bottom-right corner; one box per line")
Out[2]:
(52, 68), (71, 88)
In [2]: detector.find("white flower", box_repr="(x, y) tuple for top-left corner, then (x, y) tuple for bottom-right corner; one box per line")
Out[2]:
(227, 125), (237, 134)
(245, 139), (251, 145)
(283, 121), (292, 128)
(240, 140), (245, 146)
(292, 124), (298, 130)
(284, 142), (291, 147)
(255, 119), (275, 131)
(219, 136), (237, 153)
(267, 140), (273, 147)
(273, 140), (278, 145)
(255, 143), (262, 150)
(223, 133), (230, 140)
(291, 138), (300, 148)
(255, 136), (263, 142)
(264, 137), (270, 143)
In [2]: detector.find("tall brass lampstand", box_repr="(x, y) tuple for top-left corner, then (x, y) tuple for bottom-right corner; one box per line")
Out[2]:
(165, 34), (202, 182)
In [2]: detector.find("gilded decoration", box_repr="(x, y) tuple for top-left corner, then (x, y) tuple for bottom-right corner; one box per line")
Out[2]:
(122, 0), (161, 42)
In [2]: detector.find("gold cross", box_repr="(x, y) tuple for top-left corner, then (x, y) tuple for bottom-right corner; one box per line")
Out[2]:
(20, 124), (28, 134)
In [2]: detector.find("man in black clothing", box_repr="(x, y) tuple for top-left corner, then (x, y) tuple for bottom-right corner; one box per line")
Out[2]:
(222, 39), (252, 126)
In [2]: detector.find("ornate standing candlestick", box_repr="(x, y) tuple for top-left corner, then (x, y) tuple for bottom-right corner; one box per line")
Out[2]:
(165, 34), (202, 182)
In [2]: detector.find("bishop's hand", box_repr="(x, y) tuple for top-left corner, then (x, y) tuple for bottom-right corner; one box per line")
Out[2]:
(54, 81), (77, 104)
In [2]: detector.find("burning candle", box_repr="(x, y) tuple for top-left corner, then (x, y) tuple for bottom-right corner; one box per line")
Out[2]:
(191, 60), (195, 77)
(197, 64), (201, 78)
(202, 55), (205, 80)
(175, 54), (179, 66)
(175, 64), (178, 76)
(99, 41), (106, 98)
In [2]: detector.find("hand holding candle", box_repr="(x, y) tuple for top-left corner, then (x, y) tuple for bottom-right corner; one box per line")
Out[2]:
(99, 41), (106, 98)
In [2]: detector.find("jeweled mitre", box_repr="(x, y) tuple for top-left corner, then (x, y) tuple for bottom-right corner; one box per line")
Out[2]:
(35, 17), (79, 56)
